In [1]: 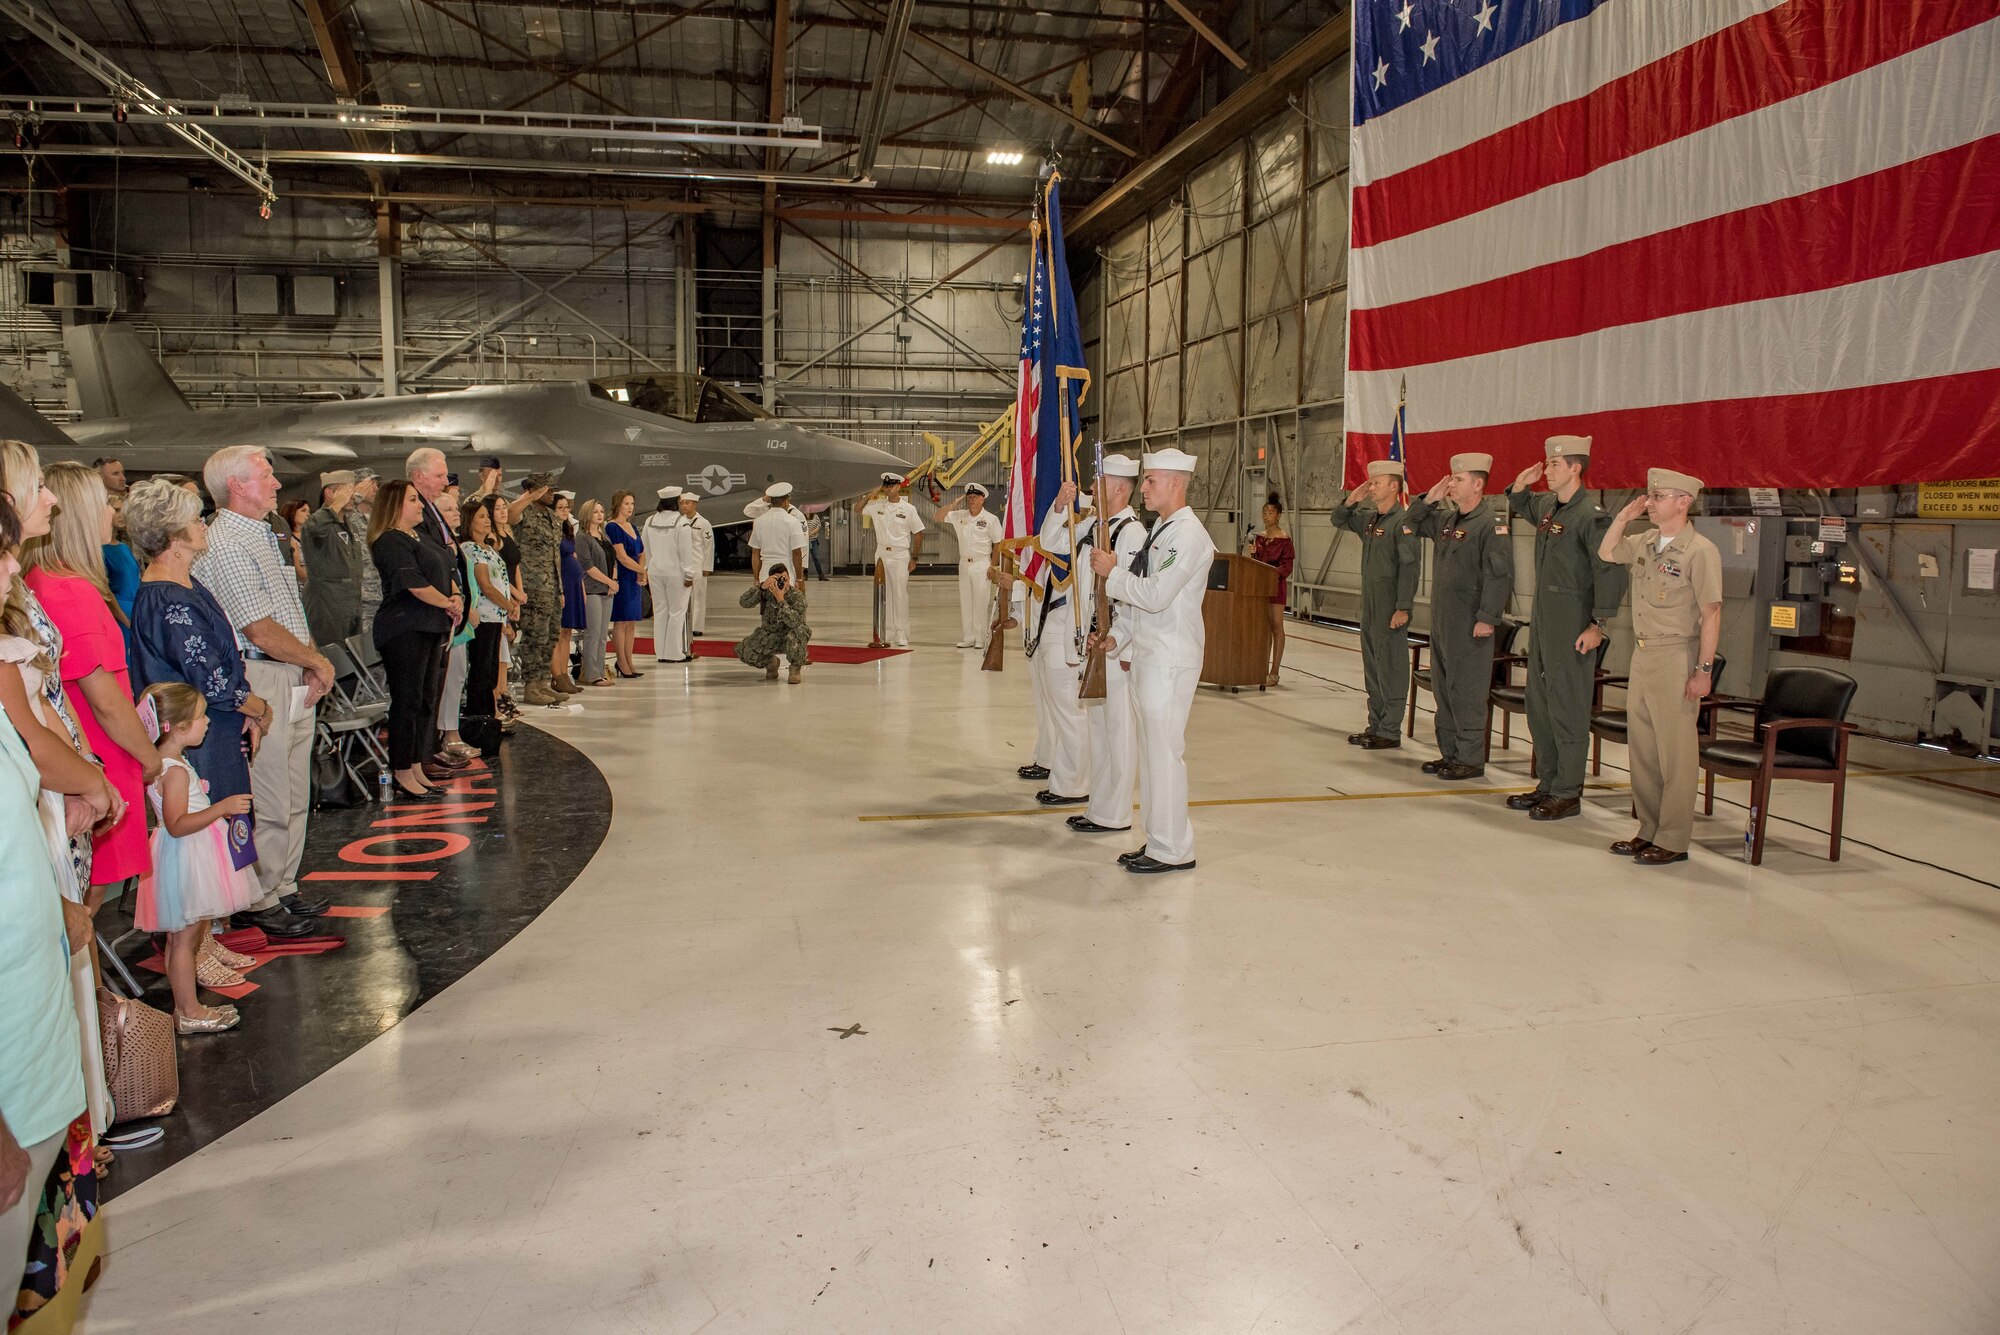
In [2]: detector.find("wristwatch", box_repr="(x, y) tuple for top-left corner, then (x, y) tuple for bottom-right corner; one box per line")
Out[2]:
(1694, 661), (1714, 672)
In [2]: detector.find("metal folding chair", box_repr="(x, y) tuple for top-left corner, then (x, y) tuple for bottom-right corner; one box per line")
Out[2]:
(320, 641), (392, 781)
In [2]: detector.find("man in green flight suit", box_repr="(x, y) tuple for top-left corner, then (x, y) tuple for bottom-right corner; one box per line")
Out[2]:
(1402, 452), (1513, 780)
(1330, 458), (1422, 749)
(1504, 435), (1628, 820)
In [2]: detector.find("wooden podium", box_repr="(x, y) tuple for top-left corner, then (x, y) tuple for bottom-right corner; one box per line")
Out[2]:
(1201, 553), (1279, 690)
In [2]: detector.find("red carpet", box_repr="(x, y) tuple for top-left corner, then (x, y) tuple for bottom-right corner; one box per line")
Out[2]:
(635, 636), (908, 664)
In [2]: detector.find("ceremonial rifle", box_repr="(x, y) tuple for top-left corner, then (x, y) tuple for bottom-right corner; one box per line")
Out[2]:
(1078, 440), (1109, 700)
(981, 548), (1022, 673)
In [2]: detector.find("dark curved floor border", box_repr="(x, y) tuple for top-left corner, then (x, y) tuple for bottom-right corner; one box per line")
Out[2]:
(96, 724), (612, 1200)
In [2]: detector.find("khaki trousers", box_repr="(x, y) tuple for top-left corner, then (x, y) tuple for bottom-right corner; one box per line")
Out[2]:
(1628, 638), (1702, 854)
(244, 658), (313, 907)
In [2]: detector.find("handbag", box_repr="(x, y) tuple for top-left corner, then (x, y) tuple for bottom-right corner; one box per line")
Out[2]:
(96, 985), (179, 1123)
(459, 713), (503, 758)
(311, 732), (367, 809)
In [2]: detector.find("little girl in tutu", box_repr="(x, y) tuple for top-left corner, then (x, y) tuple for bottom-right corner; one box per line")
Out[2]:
(137, 682), (261, 1034)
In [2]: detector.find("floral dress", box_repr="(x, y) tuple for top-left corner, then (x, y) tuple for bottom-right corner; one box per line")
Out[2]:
(18, 590), (93, 890)
(127, 580), (257, 829)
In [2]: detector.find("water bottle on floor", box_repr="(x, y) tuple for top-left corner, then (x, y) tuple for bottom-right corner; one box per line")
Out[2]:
(379, 766), (392, 804)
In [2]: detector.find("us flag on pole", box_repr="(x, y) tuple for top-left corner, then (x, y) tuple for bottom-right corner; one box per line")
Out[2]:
(1344, 3), (2000, 489)
(1005, 174), (1085, 603)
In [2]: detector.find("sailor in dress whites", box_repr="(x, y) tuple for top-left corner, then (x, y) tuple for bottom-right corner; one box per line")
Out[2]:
(860, 473), (926, 647)
(682, 490), (715, 636)
(748, 482), (807, 579)
(1598, 469), (1723, 865)
(1089, 447), (1215, 874)
(642, 485), (697, 662)
(1026, 484), (1100, 806)
(937, 483), (1006, 648)
(1063, 455), (1149, 835)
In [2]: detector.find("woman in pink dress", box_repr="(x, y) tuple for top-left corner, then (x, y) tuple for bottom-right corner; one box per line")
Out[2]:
(23, 462), (160, 908)
(1247, 494), (1296, 689)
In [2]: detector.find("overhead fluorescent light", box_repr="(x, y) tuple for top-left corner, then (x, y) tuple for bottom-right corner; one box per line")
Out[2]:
(986, 149), (1024, 166)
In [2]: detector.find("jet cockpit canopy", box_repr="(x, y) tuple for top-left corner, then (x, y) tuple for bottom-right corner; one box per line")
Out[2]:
(589, 373), (767, 425)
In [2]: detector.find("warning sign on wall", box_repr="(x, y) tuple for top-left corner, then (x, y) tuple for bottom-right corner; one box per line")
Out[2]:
(1917, 479), (2000, 519)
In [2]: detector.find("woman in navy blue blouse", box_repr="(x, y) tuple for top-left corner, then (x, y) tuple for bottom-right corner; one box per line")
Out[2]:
(122, 480), (272, 820)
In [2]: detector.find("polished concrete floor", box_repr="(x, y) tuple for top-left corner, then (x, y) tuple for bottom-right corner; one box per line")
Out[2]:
(86, 577), (2000, 1334)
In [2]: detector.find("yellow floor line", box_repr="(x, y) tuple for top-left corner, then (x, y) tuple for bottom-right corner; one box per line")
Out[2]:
(857, 764), (1996, 823)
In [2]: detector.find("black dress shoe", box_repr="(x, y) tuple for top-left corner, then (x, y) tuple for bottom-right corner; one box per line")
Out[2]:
(1116, 847), (1149, 866)
(1126, 854), (1196, 875)
(281, 891), (329, 917)
(231, 906), (319, 938)
(1436, 762), (1486, 780)
(1017, 764), (1050, 780)
(1346, 733), (1371, 746)
(1066, 816), (1130, 833)
(1357, 734), (1402, 750)
(1506, 791), (1549, 811)
(1633, 846), (1689, 865)
(1609, 837), (1656, 857)
(1421, 759), (1445, 774)
(1531, 796), (1582, 821)
(1036, 790), (1088, 806)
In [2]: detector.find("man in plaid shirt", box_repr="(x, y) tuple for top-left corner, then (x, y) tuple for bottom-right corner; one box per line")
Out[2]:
(195, 446), (337, 936)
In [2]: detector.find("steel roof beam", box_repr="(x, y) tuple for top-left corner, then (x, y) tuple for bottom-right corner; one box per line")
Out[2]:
(1069, 15), (1344, 245)
(0, 0), (276, 205)
(850, 0), (916, 179)
(1159, 0), (1248, 71)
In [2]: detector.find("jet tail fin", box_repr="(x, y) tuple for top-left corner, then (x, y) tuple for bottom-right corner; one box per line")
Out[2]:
(64, 323), (192, 420)
(0, 381), (78, 451)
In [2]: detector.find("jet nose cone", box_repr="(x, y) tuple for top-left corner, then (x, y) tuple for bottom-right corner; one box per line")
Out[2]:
(783, 427), (914, 503)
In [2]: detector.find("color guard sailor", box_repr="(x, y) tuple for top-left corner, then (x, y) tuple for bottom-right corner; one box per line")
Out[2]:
(1089, 448), (1214, 874)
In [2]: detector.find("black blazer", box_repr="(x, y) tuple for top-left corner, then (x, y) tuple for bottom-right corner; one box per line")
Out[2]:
(370, 528), (456, 646)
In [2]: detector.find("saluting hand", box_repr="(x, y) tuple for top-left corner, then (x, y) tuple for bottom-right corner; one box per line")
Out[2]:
(1513, 461), (1544, 490)
(1425, 476), (1451, 504)
(1617, 496), (1648, 523)
(1345, 483), (1370, 506)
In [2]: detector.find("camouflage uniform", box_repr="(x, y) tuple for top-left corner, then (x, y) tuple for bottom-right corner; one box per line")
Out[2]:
(344, 500), (382, 637)
(514, 500), (563, 687)
(735, 585), (811, 670)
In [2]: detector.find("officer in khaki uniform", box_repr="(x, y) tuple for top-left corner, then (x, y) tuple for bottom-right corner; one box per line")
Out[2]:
(1598, 468), (1723, 864)
(1330, 459), (1422, 747)
(1504, 435), (1628, 821)
(1402, 453), (1513, 779)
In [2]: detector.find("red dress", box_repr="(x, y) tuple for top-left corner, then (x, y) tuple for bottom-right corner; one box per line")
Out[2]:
(25, 569), (151, 884)
(1251, 533), (1295, 604)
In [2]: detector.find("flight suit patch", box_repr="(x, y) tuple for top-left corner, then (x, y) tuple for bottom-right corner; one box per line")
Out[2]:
(1537, 518), (1565, 535)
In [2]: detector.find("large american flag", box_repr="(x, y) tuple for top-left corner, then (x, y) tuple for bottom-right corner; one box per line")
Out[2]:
(1005, 173), (1086, 607)
(1345, 2), (2000, 489)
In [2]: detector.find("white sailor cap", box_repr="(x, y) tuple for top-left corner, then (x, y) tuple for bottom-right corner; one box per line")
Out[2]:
(766, 481), (793, 498)
(1141, 447), (1198, 473)
(656, 485), (683, 500)
(965, 482), (989, 496)
(880, 471), (905, 485)
(1100, 454), (1140, 479)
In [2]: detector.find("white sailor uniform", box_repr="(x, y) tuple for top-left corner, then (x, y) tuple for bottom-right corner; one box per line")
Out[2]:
(1078, 506), (1149, 831)
(1104, 506), (1215, 866)
(944, 507), (1004, 647)
(1031, 505), (1098, 800)
(862, 497), (925, 646)
(687, 512), (715, 633)
(642, 509), (697, 661)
